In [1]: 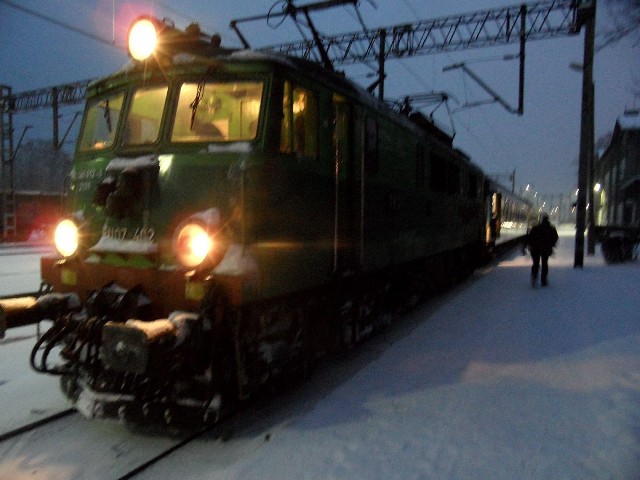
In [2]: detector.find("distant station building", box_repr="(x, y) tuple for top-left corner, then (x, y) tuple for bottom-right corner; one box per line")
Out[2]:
(594, 110), (640, 228)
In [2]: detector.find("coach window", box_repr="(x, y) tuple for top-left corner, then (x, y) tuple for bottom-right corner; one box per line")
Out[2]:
(79, 92), (125, 151)
(467, 172), (478, 199)
(280, 82), (318, 158)
(448, 164), (461, 195)
(430, 155), (447, 193)
(416, 143), (426, 187)
(364, 116), (379, 176)
(123, 85), (168, 145)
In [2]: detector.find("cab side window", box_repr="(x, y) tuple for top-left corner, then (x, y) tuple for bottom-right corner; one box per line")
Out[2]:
(280, 82), (318, 158)
(172, 81), (264, 143)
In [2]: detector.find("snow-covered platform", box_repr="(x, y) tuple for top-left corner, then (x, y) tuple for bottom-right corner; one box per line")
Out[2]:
(142, 225), (639, 480)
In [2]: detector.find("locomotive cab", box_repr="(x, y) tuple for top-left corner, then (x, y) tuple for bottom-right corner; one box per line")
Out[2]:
(27, 19), (280, 424)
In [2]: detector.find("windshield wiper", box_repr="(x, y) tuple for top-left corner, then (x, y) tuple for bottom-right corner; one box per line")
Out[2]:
(189, 82), (205, 131)
(103, 99), (112, 133)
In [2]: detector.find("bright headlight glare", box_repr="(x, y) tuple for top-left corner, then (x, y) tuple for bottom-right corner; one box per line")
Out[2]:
(128, 18), (158, 61)
(54, 219), (79, 257)
(175, 223), (213, 268)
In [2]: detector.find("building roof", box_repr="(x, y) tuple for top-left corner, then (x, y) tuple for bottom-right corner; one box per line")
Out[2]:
(617, 110), (640, 131)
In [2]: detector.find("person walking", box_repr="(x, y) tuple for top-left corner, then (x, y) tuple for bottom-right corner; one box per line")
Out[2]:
(523, 213), (559, 287)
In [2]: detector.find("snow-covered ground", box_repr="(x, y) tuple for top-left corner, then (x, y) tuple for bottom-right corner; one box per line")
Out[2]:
(1, 226), (639, 479)
(0, 244), (52, 296)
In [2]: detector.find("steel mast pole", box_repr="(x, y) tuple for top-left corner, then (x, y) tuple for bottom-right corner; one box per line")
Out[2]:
(586, 81), (596, 255)
(574, 3), (596, 268)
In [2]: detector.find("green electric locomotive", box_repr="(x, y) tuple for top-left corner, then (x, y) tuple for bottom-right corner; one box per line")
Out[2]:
(1, 16), (500, 426)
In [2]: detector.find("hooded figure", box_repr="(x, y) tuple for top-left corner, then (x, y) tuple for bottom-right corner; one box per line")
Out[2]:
(524, 214), (559, 287)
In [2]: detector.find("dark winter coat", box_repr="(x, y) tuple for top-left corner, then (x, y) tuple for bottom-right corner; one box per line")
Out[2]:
(526, 218), (559, 257)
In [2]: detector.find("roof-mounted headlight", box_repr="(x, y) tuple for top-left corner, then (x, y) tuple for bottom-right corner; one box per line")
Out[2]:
(127, 15), (217, 62)
(128, 17), (159, 61)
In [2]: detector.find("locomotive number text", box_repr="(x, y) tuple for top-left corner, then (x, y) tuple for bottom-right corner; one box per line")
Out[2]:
(133, 228), (155, 242)
(102, 226), (155, 242)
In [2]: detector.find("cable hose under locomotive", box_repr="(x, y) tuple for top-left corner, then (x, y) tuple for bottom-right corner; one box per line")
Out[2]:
(30, 321), (72, 375)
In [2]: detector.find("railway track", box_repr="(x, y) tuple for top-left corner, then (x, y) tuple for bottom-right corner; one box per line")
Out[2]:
(114, 392), (287, 479)
(0, 408), (222, 479)
(0, 408), (76, 443)
(116, 425), (216, 480)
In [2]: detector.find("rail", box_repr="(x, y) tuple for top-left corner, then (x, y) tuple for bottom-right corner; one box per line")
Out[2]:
(0, 409), (76, 443)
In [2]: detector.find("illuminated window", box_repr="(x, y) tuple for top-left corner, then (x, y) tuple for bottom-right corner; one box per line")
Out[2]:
(79, 92), (125, 150)
(123, 85), (168, 145)
(280, 82), (318, 158)
(172, 81), (263, 143)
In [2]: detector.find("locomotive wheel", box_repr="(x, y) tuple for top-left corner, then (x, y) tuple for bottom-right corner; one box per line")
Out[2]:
(200, 284), (243, 405)
(335, 279), (385, 349)
(231, 295), (318, 400)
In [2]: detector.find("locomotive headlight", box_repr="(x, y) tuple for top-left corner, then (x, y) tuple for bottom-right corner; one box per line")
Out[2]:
(54, 219), (79, 257)
(128, 18), (159, 61)
(174, 223), (214, 268)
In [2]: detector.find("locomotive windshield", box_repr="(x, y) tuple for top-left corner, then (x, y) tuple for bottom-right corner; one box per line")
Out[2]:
(79, 92), (125, 150)
(171, 81), (264, 142)
(122, 85), (168, 145)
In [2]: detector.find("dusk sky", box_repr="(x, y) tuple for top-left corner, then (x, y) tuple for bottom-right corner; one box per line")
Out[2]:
(1, 0), (639, 198)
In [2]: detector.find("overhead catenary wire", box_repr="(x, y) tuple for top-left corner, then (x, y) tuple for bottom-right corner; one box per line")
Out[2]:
(0, 0), (215, 51)
(0, 0), (124, 49)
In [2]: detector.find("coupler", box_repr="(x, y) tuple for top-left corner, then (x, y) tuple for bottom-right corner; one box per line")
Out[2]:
(0, 293), (81, 338)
